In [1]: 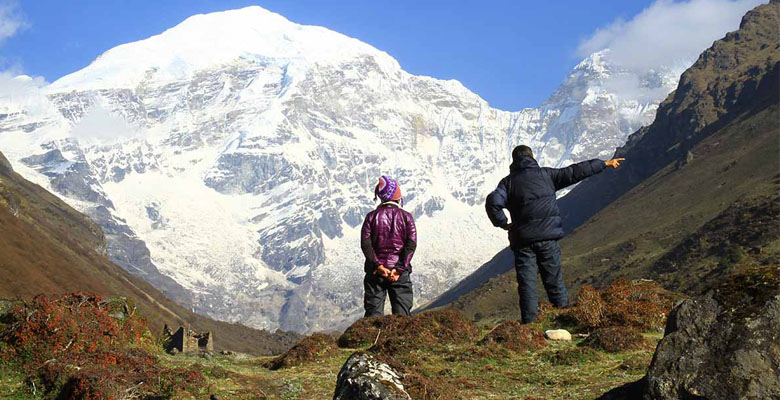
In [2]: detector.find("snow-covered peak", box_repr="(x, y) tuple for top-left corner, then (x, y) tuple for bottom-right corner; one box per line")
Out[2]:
(572, 49), (611, 75)
(48, 6), (400, 91)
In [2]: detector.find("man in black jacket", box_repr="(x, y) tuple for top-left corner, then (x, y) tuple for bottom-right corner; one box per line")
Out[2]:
(485, 145), (624, 323)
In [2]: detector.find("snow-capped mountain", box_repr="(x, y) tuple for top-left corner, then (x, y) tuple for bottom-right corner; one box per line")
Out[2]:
(0, 6), (682, 332)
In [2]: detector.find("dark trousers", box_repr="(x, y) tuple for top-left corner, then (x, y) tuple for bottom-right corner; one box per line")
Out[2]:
(513, 239), (569, 324)
(363, 270), (413, 317)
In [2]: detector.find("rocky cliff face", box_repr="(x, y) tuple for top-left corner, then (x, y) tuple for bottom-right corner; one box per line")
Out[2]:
(0, 6), (682, 332)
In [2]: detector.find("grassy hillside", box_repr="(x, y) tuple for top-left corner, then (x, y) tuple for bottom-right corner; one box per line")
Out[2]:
(424, 1), (780, 320)
(0, 151), (300, 355)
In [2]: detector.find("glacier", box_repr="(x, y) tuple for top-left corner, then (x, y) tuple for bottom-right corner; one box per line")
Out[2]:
(0, 6), (683, 332)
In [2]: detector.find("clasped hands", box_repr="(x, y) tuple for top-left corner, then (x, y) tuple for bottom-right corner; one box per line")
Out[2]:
(374, 265), (401, 282)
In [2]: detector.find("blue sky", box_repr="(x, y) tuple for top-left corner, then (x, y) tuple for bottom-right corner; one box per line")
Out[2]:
(0, 0), (760, 110)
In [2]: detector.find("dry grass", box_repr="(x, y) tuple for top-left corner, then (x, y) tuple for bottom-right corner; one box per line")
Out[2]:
(337, 314), (407, 348)
(560, 279), (680, 332)
(367, 309), (479, 357)
(580, 327), (649, 353)
(267, 333), (337, 370)
(477, 320), (546, 353)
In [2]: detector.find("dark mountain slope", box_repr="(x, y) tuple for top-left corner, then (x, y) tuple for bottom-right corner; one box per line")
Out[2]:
(559, 0), (779, 231)
(0, 151), (299, 355)
(421, 1), (779, 318)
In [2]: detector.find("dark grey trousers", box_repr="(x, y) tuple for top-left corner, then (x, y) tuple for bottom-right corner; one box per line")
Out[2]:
(363, 270), (413, 317)
(513, 239), (570, 324)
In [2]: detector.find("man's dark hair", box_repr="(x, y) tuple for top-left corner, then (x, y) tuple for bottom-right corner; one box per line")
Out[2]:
(512, 145), (534, 160)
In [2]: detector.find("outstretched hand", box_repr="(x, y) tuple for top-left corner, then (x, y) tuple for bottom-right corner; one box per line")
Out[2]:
(605, 158), (625, 168)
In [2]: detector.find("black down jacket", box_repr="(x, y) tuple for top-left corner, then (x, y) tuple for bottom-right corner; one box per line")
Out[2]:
(485, 156), (605, 248)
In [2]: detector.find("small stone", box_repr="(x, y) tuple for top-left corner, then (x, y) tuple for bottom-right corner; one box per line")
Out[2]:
(544, 329), (572, 341)
(108, 311), (125, 320)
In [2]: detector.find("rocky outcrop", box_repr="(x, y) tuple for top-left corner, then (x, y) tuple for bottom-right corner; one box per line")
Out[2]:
(333, 352), (411, 400)
(644, 268), (780, 400)
(600, 267), (780, 400)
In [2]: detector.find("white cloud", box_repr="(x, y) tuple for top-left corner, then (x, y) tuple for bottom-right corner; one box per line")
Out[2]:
(0, 71), (50, 115)
(0, 0), (27, 45)
(578, 0), (765, 71)
(70, 104), (138, 145)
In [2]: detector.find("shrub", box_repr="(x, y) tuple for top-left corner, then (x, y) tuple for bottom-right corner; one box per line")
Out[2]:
(268, 333), (336, 370)
(0, 293), (149, 370)
(338, 314), (408, 348)
(600, 279), (677, 331)
(0, 293), (204, 399)
(368, 309), (479, 357)
(565, 286), (605, 330)
(358, 310), (479, 400)
(561, 279), (680, 332)
(580, 326), (647, 353)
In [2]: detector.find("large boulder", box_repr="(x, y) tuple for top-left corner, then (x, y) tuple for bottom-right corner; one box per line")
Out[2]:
(333, 352), (411, 400)
(644, 267), (780, 399)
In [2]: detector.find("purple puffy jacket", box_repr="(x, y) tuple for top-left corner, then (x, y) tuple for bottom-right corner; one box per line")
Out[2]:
(360, 202), (417, 274)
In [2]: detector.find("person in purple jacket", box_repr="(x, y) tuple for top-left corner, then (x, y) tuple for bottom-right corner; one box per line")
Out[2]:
(360, 175), (417, 317)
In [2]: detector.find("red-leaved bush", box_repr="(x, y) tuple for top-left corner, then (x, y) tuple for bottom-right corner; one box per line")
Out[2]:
(561, 279), (681, 332)
(0, 293), (203, 399)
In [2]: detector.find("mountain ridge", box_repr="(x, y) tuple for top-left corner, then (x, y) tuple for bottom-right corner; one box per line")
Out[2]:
(49, 6), (400, 92)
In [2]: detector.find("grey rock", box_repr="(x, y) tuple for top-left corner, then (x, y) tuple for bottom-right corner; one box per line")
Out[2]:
(145, 202), (168, 229)
(204, 152), (297, 194)
(21, 146), (114, 209)
(333, 352), (411, 400)
(644, 290), (780, 399)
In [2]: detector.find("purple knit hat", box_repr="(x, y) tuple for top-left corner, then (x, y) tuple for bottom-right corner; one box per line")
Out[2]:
(374, 175), (403, 205)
